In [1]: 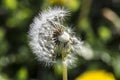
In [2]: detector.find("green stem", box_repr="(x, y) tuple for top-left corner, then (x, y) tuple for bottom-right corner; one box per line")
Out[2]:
(62, 52), (68, 80)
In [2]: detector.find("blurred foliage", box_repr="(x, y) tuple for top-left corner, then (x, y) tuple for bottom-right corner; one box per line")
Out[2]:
(3, 0), (18, 10)
(16, 67), (28, 80)
(0, 0), (120, 80)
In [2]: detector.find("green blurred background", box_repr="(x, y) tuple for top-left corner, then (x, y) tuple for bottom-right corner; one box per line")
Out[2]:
(0, 0), (120, 80)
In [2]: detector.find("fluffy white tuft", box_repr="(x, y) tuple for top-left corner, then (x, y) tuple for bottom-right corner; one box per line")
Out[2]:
(28, 7), (83, 68)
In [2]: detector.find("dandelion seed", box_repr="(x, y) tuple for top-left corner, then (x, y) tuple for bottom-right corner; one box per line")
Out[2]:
(28, 7), (83, 68)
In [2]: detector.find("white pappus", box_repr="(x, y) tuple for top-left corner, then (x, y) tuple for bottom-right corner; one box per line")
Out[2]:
(28, 7), (83, 68)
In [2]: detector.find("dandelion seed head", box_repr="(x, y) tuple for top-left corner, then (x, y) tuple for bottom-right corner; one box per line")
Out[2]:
(28, 7), (83, 68)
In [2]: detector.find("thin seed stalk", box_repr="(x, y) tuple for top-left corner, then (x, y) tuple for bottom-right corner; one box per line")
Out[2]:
(62, 50), (68, 80)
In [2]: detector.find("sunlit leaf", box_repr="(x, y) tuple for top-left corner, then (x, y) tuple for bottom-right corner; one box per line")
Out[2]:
(66, 0), (80, 12)
(98, 26), (112, 41)
(16, 67), (28, 80)
(3, 0), (18, 10)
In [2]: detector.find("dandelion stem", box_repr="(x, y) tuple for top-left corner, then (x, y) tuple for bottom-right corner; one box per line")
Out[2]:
(62, 51), (68, 80)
